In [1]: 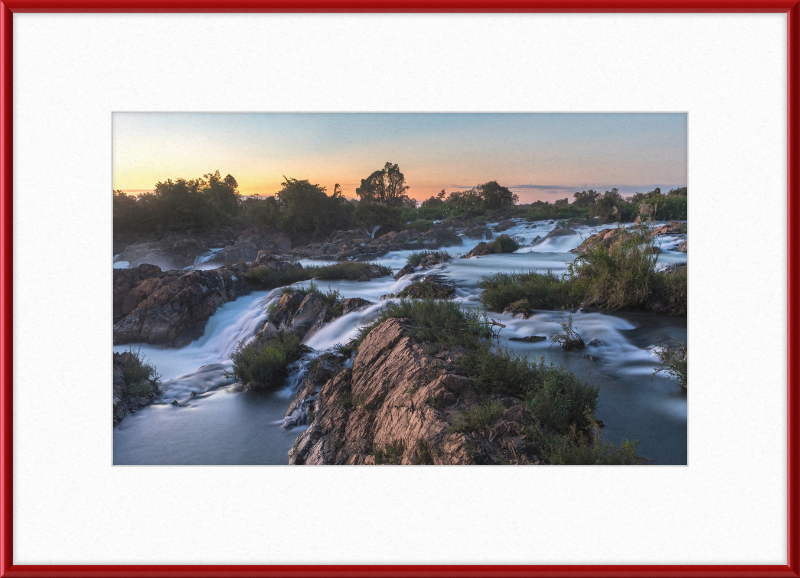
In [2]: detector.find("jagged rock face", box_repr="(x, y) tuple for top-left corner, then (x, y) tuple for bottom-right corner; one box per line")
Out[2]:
(651, 221), (685, 237)
(569, 228), (622, 254)
(677, 240), (687, 253)
(113, 264), (165, 323)
(394, 264), (415, 280)
(113, 267), (245, 347)
(289, 292), (326, 336)
(288, 318), (539, 465)
(342, 298), (371, 315)
(272, 290), (305, 326)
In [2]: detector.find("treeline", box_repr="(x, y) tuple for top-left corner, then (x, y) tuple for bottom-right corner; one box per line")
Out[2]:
(113, 162), (519, 240)
(114, 164), (687, 240)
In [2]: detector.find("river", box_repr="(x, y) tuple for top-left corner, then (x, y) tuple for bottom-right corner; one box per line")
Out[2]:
(113, 219), (688, 465)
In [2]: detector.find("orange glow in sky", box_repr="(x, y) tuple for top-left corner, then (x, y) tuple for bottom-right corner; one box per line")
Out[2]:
(113, 113), (687, 203)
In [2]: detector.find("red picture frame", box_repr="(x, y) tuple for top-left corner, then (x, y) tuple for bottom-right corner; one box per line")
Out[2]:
(1, 3), (797, 577)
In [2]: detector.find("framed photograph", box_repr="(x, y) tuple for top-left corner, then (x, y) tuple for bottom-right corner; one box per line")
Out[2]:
(1, 2), (797, 577)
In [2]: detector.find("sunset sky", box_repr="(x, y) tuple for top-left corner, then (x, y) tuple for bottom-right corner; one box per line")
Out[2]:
(112, 113), (687, 204)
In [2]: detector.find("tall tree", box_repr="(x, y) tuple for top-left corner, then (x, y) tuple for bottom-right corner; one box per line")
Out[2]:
(355, 162), (411, 206)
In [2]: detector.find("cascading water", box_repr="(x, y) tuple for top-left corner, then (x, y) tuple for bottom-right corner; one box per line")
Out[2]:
(113, 218), (688, 465)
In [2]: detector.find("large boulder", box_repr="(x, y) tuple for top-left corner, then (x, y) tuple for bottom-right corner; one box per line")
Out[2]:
(651, 221), (685, 237)
(288, 318), (539, 465)
(289, 292), (326, 337)
(113, 268), (245, 347)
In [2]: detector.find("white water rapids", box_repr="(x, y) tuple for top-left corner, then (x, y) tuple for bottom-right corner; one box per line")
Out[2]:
(113, 219), (687, 465)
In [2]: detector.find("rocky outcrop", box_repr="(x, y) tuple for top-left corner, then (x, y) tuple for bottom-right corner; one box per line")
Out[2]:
(116, 230), (239, 270)
(210, 229), (292, 264)
(288, 318), (541, 465)
(651, 221), (685, 237)
(394, 264), (415, 280)
(113, 351), (160, 426)
(463, 226), (492, 240)
(493, 219), (515, 232)
(285, 227), (462, 261)
(569, 228), (623, 254)
(676, 240), (687, 253)
(541, 226), (576, 241)
(342, 297), (371, 315)
(113, 265), (246, 346)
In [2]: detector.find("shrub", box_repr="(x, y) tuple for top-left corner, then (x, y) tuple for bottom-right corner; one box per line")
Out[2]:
(373, 440), (404, 464)
(120, 347), (161, 396)
(479, 270), (568, 311)
(395, 280), (453, 300)
(529, 415), (644, 465)
(225, 333), (303, 391)
(463, 348), (598, 432)
(549, 310), (585, 351)
(407, 250), (452, 267)
(449, 400), (505, 433)
(653, 341), (687, 388)
(356, 299), (489, 351)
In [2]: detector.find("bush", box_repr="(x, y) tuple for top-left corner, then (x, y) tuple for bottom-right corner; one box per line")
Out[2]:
(479, 222), (687, 316)
(471, 234), (520, 256)
(480, 270), (568, 311)
(549, 310), (585, 351)
(121, 347), (161, 396)
(395, 280), (453, 300)
(653, 341), (687, 388)
(225, 333), (303, 391)
(462, 348), (598, 432)
(407, 250), (452, 267)
(357, 299), (489, 351)
(530, 418), (644, 465)
(449, 400), (505, 433)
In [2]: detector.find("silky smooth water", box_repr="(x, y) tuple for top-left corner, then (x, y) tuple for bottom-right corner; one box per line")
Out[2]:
(113, 219), (688, 465)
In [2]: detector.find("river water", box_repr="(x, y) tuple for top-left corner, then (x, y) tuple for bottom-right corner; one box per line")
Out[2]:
(113, 220), (687, 465)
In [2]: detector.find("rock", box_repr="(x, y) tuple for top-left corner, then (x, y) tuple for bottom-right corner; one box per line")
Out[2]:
(463, 226), (492, 240)
(288, 318), (538, 466)
(394, 264), (415, 280)
(342, 297), (371, 315)
(502, 404), (527, 423)
(569, 228), (621, 254)
(289, 292), (326, 337)
(113, 267), (245, 346)
(587, 339), (603, 346)
(395, 275), (455, 299)
(272, 290), (305, 325)
(113, 351), (159, 426)
(677, 240), (687, 253)
(211, 230), (292, 264)
(508, 335), (546, 343)
(651, 221), (685, 237)
(494, 219), (515, 232)
(113, 264), (164, 323)
(582, 354), (600, 362)
(543, 226), (576, 239)
(661, 262), (687, 275)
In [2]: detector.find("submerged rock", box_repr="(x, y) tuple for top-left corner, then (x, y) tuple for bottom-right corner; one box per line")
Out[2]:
(508, 335), (546, 343)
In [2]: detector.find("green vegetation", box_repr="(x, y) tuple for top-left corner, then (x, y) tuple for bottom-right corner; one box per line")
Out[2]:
(395, 280), (453, 299)
(471, 234), (521, 255)
(225, 333), (303, 391)
(120, 347), (161, 397)
(355, 299), (640, 464)
(549, 310), (585, 351)
(404, 219), (435, 232)
(653, 341), (688, 388)
(243, 261), (391, 289)
(528, 415), (644, 465)
(479, 224), (686, 316)
(406, 250), (452, 267)
(372, 440), (404, 464)
(449, 400), (505, 433)
(356, 299), (489, 351)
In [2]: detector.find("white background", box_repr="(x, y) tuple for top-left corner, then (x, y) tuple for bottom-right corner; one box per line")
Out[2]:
(13, 14), (787, 565)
